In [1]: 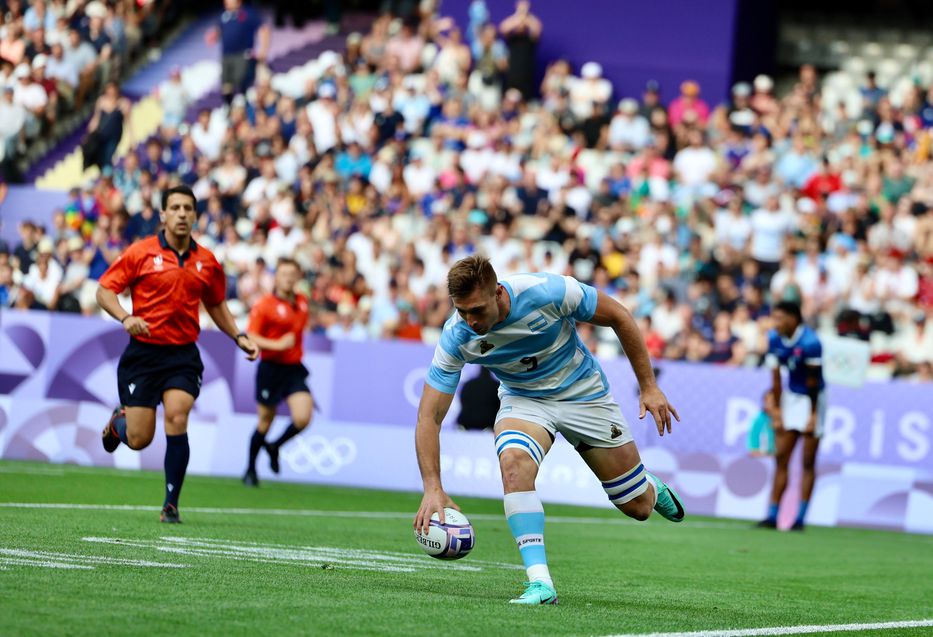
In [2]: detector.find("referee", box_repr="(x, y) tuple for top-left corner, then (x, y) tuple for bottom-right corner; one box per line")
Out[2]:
(97, 184), (259, 523)
(242, 258), (313, 487)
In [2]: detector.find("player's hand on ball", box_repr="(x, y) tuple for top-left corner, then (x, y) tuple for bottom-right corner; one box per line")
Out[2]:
(639, 384), (680, 437)
(238, 335), (260, 361)
(414, 488), (460, 536)
(123, 316), (150, 337)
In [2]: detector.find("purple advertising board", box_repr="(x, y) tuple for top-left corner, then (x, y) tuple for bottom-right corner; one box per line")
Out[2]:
(1, 309), (931, 534)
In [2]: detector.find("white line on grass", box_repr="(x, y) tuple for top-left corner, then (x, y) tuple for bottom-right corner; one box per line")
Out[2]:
(0, 547), (187, 570)
(0, 465), (67, 476)
(80, 536), (521, 572)
(599, 618), (933, 637)
(0, 502), (740, 528)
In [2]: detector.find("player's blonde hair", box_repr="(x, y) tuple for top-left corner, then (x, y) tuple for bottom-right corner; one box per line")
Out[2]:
(447, 255), (497, 299)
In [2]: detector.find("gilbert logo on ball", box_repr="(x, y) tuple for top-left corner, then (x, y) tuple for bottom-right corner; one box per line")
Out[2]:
(414, 508), (475, 560)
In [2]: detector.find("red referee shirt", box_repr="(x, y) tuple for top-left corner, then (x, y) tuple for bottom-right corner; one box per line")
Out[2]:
(247, 292), (309, 364)
(99, 232), (227, 345)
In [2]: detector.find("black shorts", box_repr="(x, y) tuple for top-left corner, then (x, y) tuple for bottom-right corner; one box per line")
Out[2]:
(255, 360), (310, 407)
(117, 338), (204, 408)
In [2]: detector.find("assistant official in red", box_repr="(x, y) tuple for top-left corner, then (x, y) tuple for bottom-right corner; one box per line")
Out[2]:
(241, 258), (313, 486)
(97, 185), (259, 523)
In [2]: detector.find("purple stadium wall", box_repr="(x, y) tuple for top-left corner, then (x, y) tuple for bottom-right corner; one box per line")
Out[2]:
(441, 0), (739, 104)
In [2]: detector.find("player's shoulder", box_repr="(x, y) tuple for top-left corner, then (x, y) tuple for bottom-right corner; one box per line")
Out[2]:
(766, 328), (781, 348)
(502, 272), (567, 305)
(800, 325), (823, 349)
(439, 312), (472, 347)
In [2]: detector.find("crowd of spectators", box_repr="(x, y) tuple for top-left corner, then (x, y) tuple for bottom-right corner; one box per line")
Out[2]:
(0, 0), (179, 179)
(2, 0), (932, 381)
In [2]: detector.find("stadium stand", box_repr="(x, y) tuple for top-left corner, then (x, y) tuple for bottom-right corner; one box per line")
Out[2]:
(0, 0), (186, 181)
(1, 0), (931, 384)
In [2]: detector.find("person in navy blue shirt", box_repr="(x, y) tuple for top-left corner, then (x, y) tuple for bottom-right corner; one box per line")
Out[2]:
(207, 0), (270, 106)
(758, 300), (826, 531)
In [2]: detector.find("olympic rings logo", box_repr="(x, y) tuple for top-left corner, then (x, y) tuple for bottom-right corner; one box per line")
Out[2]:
(281, 435), (358, 476)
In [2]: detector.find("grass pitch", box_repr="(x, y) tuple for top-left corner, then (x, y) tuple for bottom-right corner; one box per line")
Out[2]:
(0, 460), (931, 637)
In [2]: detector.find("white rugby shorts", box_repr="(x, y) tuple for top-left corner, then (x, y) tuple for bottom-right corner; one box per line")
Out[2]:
(495, 392), (633, 449)
(780, 390), (827, 438)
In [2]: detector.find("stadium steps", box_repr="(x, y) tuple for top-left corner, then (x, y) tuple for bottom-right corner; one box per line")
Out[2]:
(32, 13), (354, 191)
(25, 17), (198, 186)
(180, 31), (360, 125)
(181, 13), (374, 126)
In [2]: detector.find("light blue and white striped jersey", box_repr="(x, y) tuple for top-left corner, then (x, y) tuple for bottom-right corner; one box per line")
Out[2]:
(426, 273), (610, 402)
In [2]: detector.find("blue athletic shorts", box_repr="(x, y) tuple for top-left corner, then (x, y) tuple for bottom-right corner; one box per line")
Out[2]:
(117, 338), (204, 408)
(255, 360), (310, 407)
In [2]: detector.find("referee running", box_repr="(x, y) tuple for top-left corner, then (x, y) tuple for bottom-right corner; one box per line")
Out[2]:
(97, 185), (259, 523)
(242, 258), (313, 486)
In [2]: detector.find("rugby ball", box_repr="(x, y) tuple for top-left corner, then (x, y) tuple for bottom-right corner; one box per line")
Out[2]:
(414, 508), (475, 560)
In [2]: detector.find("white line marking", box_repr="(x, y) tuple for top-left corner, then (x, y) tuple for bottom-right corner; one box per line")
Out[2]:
(0, 466), (66, 476)
(0, 502), (740, 528)
(600, 618), (933, 637)
(0, 465), (149, 478)
(0, 547), (186, 570)
(0, 557), (94, 570)
(81, 536), (521, 573)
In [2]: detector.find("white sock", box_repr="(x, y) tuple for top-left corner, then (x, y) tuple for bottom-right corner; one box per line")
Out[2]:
(648, 474), (659, 508)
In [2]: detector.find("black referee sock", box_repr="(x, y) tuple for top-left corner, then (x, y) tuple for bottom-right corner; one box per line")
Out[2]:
(271, 423), (302, 449)
(247, 430), (265, 472)
(163, 433), (190, 509)
(113, 413), (129, 446)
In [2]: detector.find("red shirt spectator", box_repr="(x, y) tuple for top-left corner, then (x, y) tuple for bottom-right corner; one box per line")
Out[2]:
(802, 160), (842, 202)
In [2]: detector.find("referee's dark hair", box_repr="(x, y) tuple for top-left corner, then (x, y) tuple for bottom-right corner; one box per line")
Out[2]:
(161, 185), (197, 211)
(774, 300), (803, 324)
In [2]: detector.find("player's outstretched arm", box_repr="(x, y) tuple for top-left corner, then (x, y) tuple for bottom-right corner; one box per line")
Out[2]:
(414, 384), (460, 535)
(205, 302), (259, 361)
(586, 291), (680, 436)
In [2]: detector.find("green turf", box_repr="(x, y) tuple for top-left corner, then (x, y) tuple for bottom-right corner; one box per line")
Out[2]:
(0, 460), (931, 637)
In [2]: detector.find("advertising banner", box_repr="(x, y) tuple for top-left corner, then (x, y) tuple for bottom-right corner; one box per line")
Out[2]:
(1, 310), (931, 534)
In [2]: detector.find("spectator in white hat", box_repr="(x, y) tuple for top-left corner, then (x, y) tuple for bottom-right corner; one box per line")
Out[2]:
(13, 63), (48, 135)
(22, 238), (63, 310)
(609, 97), (650, 151)
(306, 83), (339, 154)
(750, 74), (778, 116)
(570, 61), (611, 119)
